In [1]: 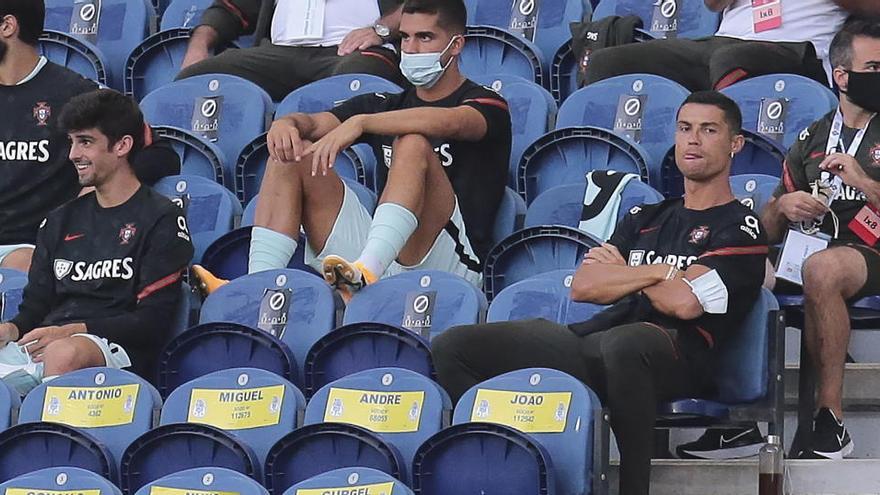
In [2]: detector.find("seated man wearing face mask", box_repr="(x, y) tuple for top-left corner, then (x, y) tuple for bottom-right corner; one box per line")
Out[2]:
(192, 0), (510, 296)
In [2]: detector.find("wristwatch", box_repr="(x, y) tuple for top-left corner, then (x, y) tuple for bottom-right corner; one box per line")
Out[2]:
(373, 23), (392, 41)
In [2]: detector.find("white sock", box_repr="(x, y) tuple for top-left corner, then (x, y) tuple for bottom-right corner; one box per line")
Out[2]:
(248, 226), (298, 274)
(356, 203), (418, 277)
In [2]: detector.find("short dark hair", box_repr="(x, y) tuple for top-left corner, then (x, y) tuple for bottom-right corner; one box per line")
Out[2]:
(829, 17), (880, 69)
(59, 89), (146, 157)
(403, 0), (467, 34)
(0, 0), (45, 45)
(677, 90), (742, 135)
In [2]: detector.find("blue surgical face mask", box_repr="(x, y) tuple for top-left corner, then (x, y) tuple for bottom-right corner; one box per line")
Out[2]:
(0, 343), (43, 395)
(399, 36), (461, 88)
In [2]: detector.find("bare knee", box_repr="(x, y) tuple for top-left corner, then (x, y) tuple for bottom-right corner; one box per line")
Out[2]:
(802, 250), (849, 299)
(393, 134), (434, 159)
(42, 338), (103, 376)
(1, 248), (33, 272)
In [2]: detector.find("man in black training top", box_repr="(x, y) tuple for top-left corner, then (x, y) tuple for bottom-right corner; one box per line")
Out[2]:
(0, 90), (194, 381)
(194, 0), (511, 298)
(433, 92), (769, 495)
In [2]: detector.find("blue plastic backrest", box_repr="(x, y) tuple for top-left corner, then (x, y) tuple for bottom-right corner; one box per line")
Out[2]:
(197, 227), (317, 282)
(153, 175), (242, 263)
(713, 288), (778, 403)
(730, 174), (780, 215)
(343, 271), (487, 341)
(45, 0), (152, 89)
(305, 323), (435, 397)
(160, 368), (305, 465)
(0, 467), (120, 495)
(593, 0), (720, 39)
(125, 29), (193, 101)
(0, 382), (20, 432)
(199, 269), (337, 384)
(134, 467), (267, 495)
(140, 74), (273, 179)
(461, 26), (545, 85)
(276, 74), (402, 115)
(19, 368), (161, 468)
(454, 368), (599, 495)
(471, 74), (557, 186)
(152, 126), (225, 184)
(488, 269), (606, 324)
(283, 467), (412, 495)
(160, 0), (213, 29)
(305, 367), (451, 483)
(557, 74), (690, 178)
(38, 30), (108, 85)
(721, 74), (838, 150)
(0, 269), (28, 322)
(518, 127), (650, 204)
(524, 180), (663, 230)
(493, 186), (528, 244)
(0, 423), (116, 484)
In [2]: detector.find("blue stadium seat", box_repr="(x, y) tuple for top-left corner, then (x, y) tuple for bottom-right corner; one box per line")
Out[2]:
(0, 422), (116, 483)
(494, 186), (528, 245)
(465, 0), (591, 72)
(0, 467), (120, 495)
(0, 268), (27, 322)
(125, 29), (194, 101)
(0, 382), (20, 432)
(140, 74), (274, 181)
(305, 323), (434, 397)
(721, 74), (838, 150)
(264, 423), (405, 495)
(283, 467), (412, 495)
(305, 367), (451, 483)
(524, 179), (664, 234)
(276, 73), (403, 115)
(152, 126), (226, 185)
(158, 322), (298, 397)
(517, 127), (650, 204)
(19, 368), (161, 471)
(412, 422), (556, 495)
(593, 0), (720, 39)
(160, 368), (306, 464)
(487, 269), (606, 324)
(38, 30), (108, 85)
(197, 227), (316, 282)
(461, 25), (545, 85)
(171, 281), (198, 339)
(159, 0), (213, 30)
(556, 74), (690, 180)
(134, 467), (267, 495)
(483, 225), (600, 301)
(471, 74), (557, 186)
(198, 269), (339, 383)
(44, 0), (153, 89)
(153, 175), (243, 263)
(343, 271), (487, 341)
(120, 423), (260, 495)
(730, 174), (779, 214)
(454, 368), (606, 495)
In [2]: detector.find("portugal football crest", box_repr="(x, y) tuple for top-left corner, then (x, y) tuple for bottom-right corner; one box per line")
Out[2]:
(688, 225), (710, 245)
(33, 102), (51, 126)
(119, 223), (137, 245)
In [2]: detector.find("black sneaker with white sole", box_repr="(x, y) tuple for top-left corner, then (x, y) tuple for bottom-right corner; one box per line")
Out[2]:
(800, 408), (854, 460)
(675, 426), (765, 459)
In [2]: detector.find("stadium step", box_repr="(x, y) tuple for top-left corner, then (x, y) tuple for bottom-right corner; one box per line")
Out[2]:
(785, 363), (880, 410)
(607, 459), (880, 495)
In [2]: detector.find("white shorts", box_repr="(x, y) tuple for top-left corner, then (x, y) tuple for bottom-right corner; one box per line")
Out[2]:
(305, 182), (483, 287)
(0, 244), (34, 265)
(71, 334), (132, 369)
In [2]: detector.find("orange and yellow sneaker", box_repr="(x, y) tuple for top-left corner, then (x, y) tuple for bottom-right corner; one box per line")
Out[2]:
(191, 265), (229, 296)
(321, 255), (378, 302)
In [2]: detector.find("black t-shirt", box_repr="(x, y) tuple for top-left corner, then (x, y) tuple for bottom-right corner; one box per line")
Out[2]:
(774, 111), (880, 244)
(329, 79), (512, 264)
(0, 61), (97, 245)
(10, 186), (194, 378)
(584, 198), (768, 345)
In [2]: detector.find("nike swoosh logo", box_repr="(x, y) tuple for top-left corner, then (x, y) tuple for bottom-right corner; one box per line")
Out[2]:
(837, 432), (847, 446)
(720, 428), (755, 446)
(64, 233), (85, 242)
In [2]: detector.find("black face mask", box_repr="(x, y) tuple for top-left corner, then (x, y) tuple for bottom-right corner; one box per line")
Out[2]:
(843, 70), (880, 113)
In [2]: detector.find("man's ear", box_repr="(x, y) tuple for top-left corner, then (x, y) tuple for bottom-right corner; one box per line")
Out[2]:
(731, 133), (745, 156)
(833, 67), (849, 92)
(448, 33), (465, 56)
(114, 135), (134, 157)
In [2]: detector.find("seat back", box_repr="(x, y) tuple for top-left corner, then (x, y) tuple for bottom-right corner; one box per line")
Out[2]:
(133, 467), (267, 495)
(524, 180), (663, 231)
(125, 29), (193, 101)
(305, 367), (451, 483)
(264, 423), (405, 495)
(160, 368), (306, 465)
(151, 126), (225, 184)
(38, 30), (108, 85)
(493, 186), (528, 244)
(19, 368), (161, 468)
(730, 174), (780, 214)
(0, 382), (20, 432)
(0, 467), (120, 495)
(160, 0), (214, 29)
(153, 175), (242, 263)
(197, 227), (318, 282)
(0, 269), (28, 321)
(0, 423), (116, 484)
(721, 74), (838, 150)
(283, 467), (412, 495)
(593, 0), (720, 39)
(483, 226), (599, 301)
(343, 271), (487, 341)
(199, 269), (338, 383)
(276, 74), (403, 115)
(461, 26), (544, 85)
(120, 423), (260, 495)
(454, 368), (601, 495)
(488, 269), (606, 324)
(305, 323), (434, 397)
(158, 322), (298, 397)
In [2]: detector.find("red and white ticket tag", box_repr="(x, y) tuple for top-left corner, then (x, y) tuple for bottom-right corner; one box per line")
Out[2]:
(850, 204), (880, 246)
(751, 0), (782, 33)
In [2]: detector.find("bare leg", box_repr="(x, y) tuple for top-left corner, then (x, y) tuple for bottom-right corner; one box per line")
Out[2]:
(0, 248), (33, 272)
(41, 337), (106, 377)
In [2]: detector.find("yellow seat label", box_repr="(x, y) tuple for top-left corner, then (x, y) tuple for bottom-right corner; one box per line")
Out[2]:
(470, 389), (572, 433)
(187, 385), (285, 430)
(149, 487), (239, 495)
(42, 384), (140, 428)
(6, 489), (102, 495)
(295, 482), (394, 495)
(323, 388), (425, 433)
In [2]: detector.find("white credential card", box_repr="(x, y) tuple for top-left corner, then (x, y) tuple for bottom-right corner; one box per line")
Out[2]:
(776, 229), (830, 286)
(273, 0), (325, 41)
